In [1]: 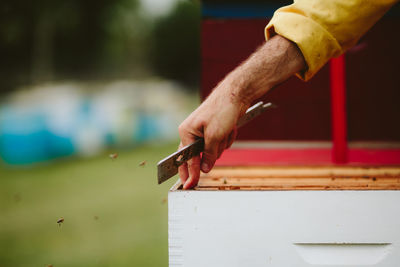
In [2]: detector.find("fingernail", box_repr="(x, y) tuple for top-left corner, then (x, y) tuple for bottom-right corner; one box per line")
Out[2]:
(183, 177), (191, 189)
(201, 162), (210, 173)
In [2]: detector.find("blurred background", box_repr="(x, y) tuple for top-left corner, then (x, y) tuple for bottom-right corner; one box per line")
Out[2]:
(0, 0), (200, 266)
(2, 0), (399, 266)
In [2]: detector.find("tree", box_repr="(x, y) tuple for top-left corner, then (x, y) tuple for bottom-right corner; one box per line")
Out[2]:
(150, 0), (201, 88)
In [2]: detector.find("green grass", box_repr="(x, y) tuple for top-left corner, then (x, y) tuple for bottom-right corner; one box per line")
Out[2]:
(0, 142), (180, 267)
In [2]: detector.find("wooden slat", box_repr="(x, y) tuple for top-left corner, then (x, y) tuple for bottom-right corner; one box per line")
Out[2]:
(202, 166), (400, 178)
(193, 166), (400, 191)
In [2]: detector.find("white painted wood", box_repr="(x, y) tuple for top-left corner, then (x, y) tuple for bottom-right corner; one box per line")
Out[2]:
(168, 189), (400, 266)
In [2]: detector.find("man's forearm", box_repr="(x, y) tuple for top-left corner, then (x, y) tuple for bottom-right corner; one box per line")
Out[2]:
(177, 35), (306, 189)
(220, 35), (306, 109)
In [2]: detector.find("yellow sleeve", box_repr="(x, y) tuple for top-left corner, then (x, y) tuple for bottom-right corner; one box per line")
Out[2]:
(265, 0), (398, 81)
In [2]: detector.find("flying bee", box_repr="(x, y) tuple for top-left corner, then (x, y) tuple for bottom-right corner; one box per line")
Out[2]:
(57, 217), (64, 226)
(109, 153), (118, 160)
(14, 193), (21, 202)
(139, 160), (146, 167)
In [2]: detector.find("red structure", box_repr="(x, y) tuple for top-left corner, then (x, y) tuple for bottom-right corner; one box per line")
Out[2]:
(330, 55), (348, 164)
(201, 3), (400, 166)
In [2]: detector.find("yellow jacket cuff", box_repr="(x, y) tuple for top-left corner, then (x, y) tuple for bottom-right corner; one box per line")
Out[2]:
(265, 12), (342, 81)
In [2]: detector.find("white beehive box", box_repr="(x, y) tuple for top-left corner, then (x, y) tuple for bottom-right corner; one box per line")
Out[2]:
(168, 166), (400, 267)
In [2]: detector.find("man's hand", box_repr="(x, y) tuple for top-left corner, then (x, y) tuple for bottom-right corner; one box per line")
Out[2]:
(178, 79), (248, 189)
(178, 35), (306, 189)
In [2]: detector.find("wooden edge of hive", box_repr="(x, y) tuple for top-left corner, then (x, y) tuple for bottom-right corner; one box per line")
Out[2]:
(192, 165), (400, 191)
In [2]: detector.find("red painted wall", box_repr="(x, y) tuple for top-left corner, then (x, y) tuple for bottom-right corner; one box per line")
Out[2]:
(346, 19), (400, 141)
(201, 18), (400, 142)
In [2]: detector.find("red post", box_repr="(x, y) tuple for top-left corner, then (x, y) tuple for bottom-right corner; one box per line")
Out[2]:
(330, 55), (348, 163)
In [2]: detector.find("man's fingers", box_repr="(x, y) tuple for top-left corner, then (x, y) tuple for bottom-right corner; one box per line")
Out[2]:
(201, 137), (220, 173)
(178, 122), (203, 145)
(177, 142), (189, 185)
(178, 162), (189, 185)
(183, 155), (201, 189)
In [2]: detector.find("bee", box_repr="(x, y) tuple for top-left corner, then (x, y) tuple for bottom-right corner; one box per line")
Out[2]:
(57, 217), (64, 226)
(14, 193), (21, 202)
(109, 153), (118, 160)
(139, 160), (146, 167)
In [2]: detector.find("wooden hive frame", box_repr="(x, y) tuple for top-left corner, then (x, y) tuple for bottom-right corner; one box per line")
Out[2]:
(172, 166), (400, 191)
